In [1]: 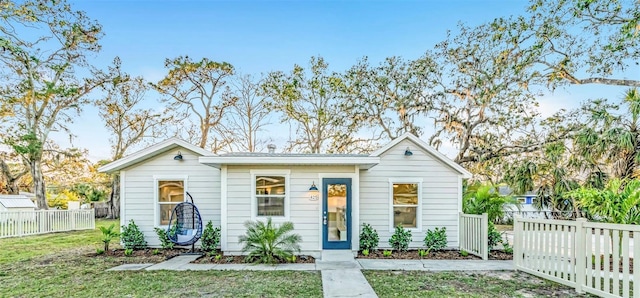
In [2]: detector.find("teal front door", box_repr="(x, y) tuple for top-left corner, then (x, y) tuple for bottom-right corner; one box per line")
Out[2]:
(322, 178), (352, 249)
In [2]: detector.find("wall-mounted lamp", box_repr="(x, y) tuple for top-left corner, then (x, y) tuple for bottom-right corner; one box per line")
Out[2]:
(404, 147), (413, 156)
(309, 181), (319, 201)
(174, 151), (183, 161)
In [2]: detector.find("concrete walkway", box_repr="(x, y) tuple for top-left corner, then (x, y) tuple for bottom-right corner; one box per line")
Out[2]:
(108, 255), (514, 298)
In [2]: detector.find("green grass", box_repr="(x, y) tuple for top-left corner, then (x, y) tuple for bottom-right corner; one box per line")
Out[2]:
(0, 219), (323, 297)
(364, 271), (595, 298)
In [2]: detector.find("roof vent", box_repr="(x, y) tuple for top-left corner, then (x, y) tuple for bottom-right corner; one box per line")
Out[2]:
(267, 144), (276, 154)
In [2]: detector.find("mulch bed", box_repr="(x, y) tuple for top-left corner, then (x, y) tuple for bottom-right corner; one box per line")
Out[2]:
(357, 250), (513, 260)
(192, 252), (316, 264)
(89, 248), (190, 263)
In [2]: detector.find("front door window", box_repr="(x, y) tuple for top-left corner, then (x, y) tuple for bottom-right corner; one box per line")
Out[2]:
(323, 178), (351, 249)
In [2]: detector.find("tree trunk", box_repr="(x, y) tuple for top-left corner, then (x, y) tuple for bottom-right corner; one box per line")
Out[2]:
(107, 174), (120, 219)
(30, 157), (48, 210)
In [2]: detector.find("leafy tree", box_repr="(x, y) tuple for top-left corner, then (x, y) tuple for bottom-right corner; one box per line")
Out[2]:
(342, 56), (435, 142)
(425, 22), (550, 178)
(262, 56), (353, 153)
(238, 218), (301, 264)
(152, 56), (236, 152)
(522, 0), (640, 88)
(0, 0), (106, 209)
(98, 57), (169, 218)
(218, 74), (272, 152)
(0, 152), (28, 194)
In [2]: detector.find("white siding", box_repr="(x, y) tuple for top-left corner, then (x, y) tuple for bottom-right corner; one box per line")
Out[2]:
(360, 139), (461, 248)
(122, 147), (220, 247)
(225, 165), (354, 255)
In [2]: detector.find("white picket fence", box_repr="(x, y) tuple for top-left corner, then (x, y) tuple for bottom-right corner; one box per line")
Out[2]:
(0, 210), (95, 238)
(459, 212), (488, 260)
(514, 217), (639, 298)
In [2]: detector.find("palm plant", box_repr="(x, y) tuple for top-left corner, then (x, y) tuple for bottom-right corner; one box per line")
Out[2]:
(238, 218), (301, 264)
(463, 182), (519, 223)
(99, 223), (119, 252)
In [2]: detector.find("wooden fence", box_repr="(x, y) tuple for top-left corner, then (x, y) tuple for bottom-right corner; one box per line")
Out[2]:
(459, 212), (488, 260)
(0, 209), (95, 238)
(514, 217), (639, 298)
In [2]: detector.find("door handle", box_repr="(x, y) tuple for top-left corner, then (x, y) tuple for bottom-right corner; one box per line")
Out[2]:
(323, 216), (327, 225)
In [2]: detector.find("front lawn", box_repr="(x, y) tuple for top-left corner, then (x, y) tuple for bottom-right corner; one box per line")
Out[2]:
(0, 219), (323, 297)
(364, 271), (594, 298)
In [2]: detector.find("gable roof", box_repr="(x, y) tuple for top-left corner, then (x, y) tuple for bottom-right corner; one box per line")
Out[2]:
(98, 138), (212, 173)
(370, 132), (472, 178)
(199, 154), (379, 169)
(0, 195), (36, 208)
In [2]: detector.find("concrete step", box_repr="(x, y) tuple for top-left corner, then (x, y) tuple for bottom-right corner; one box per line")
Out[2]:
(321, 250), (355, 262)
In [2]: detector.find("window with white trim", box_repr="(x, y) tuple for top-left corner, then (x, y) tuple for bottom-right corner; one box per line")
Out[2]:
(391, 181), (421, 229)
(254, 174), (287, 217)
(157, 180), (185, 226)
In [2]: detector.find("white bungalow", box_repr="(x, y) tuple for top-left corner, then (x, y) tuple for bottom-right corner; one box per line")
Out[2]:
(98, 133), (471, 257)
(0, 194), (37, 212)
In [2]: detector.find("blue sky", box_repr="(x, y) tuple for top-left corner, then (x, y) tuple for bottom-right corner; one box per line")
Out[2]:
(54, 0), (633, 160)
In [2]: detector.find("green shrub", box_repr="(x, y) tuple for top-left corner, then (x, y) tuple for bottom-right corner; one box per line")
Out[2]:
(460, 250), (469, 257)
(488, 222), (501, 250)
(124, 248), (133, 256)
(98, 223), (119, 252)
(120, 220), (147, 250)
(418, 249), (430, 258)
(502, 234), (513, 254)
(152, 249), (160, 255)
(361, 249), (370, 256)
(238, 217), (301, 264)
(389, 224), (412, 252)
(423, 227), (447, 251)
(359, 223), (379, 251)
(201, 221), (221, 253)
(154, 227), (174, 249)
(382, 250), (392, 257)
(96, 248), (105, 255)
(214, 254), (222, 261)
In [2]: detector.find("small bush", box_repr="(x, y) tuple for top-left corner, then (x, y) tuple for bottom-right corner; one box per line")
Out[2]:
(152, 249), (160, 255)
(154, 227), (174, 249)
(214, 254), (222, 261)
(418, 249), (430, 258)
(460, 250), (469, 257)
(488, 222), (501, 250)
(201, 221), (221, 253)
(361, 249), (370, 256)
(359, 223), (379, 251)
(502, 234), (513, 254)
(389, 224), (412, 252)
(124, 248), (133, 256)
(96, 248), (105, 255)
(423, 227), (447, 251)
(383, 250), (392, 257)
(121, 220), (147, 250)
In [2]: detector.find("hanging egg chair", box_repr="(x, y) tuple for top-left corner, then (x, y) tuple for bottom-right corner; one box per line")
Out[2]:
(167, 192), (203, 250)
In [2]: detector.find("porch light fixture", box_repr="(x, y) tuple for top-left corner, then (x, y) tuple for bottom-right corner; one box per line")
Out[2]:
(404, 147), (413, 156)
(174, 151), (183, 161)
(309, 182), (319, 201)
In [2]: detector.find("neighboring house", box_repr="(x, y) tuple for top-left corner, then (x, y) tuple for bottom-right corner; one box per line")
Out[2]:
(0, 194), (37, 212)
(98, 133), (472, 257)
(498, 186), (549, 220)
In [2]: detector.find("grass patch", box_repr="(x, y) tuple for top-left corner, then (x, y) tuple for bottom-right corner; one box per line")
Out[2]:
(0, 219), (120, 264)
(495, 224), (513, 232)
(0, 219), (322, 297)
(364, 271), (595, 297)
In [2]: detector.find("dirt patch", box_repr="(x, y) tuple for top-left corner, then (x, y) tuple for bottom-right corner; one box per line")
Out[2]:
(358, 249), (513, 260)
(193, 252), (315, 264)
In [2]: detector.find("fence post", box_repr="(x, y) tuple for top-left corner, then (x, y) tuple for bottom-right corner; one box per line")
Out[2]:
(513, 216), (521, 269)
(574, 218), (587, 293)
(71, 210), (76, 230)
(459, 212), (463, 252)
(481, 213), (488, 260)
